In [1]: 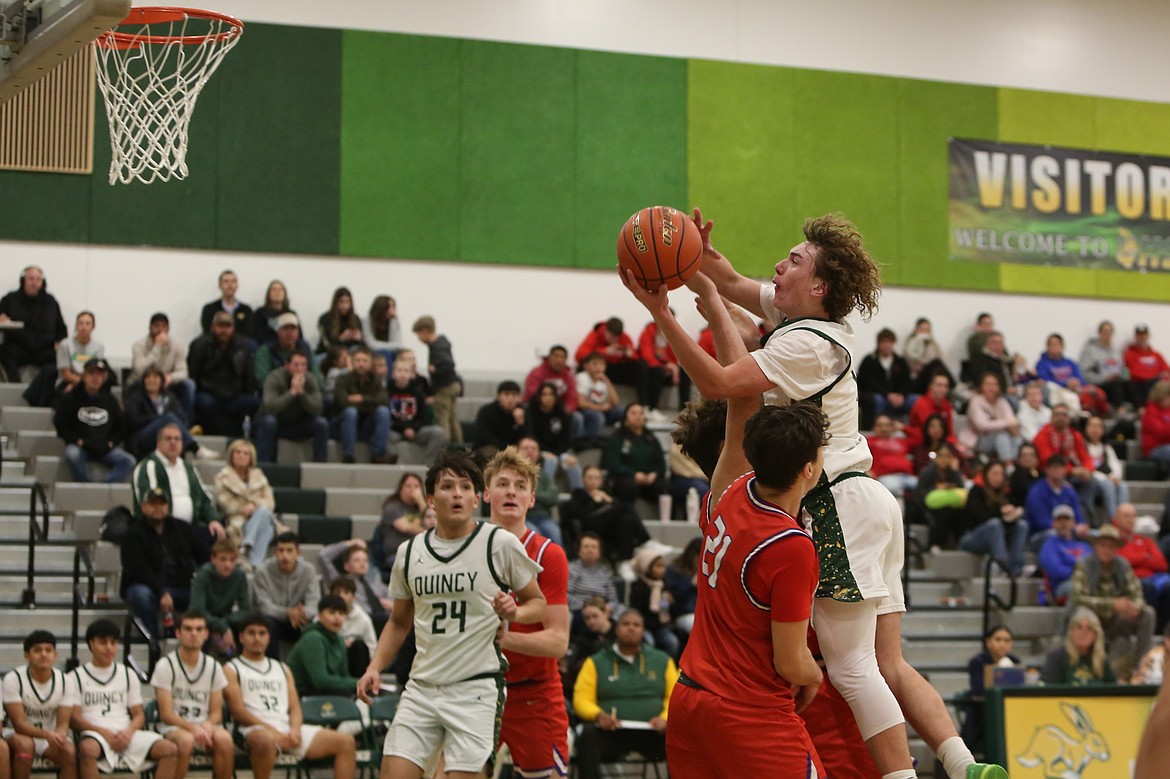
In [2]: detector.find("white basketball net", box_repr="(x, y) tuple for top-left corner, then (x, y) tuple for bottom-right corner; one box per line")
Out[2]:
(93, 9), (242, 185)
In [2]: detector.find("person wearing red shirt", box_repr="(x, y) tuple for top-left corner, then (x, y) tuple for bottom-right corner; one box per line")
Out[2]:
(1113, 503), (1170, 635)
(1124, 324), (1170, 405)
(906, 373), (960, 452)
(867, 414), (916, 498)
(523, 345), (579, 414)
(638, 321), (690, 410)
(1032, 404), (1092, 484)
(484, 448), (571, 779)
(575, 318), (660, 411)
(1140, 380), (1170, 467)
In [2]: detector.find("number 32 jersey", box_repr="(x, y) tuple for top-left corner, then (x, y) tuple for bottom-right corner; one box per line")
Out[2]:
(390, 522), (541, 686)
(681, 472), (819, 711)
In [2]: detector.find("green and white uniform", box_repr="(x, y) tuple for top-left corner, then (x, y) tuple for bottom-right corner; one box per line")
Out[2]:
(150, 650), (226, 733)
(73, 662), (163, 773)
(227, 656), (321, 759)
(384, 521), (541, 774)
(2, 666), (78, 755)
(754, 285), (905, 612)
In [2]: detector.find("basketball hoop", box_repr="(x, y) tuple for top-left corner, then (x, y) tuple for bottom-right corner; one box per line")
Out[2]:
(93, 6), (243, 184)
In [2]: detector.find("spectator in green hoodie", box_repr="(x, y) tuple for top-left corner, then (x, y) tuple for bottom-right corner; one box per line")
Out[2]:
(189, 539), (251, 659)
(285, 595), (359, 696)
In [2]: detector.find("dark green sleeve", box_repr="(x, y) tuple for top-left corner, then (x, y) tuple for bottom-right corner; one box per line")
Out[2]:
(189, 569), (228, 634)
(291, 634), (358, 693)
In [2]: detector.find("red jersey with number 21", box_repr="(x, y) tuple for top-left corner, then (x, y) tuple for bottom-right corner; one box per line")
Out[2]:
(681, 471), (819, 710)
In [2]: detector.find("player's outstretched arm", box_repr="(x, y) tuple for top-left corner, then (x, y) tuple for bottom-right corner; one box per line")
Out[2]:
(357, 598), (414, 703)
(692, 208), (768, 318)
(1136, 662), (1170, 779)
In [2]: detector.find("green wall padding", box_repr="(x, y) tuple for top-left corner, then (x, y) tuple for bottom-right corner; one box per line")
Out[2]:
(0, 170), (92, 242)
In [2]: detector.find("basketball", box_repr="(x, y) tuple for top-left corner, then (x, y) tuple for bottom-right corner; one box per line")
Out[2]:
(616, 205), (702, 291)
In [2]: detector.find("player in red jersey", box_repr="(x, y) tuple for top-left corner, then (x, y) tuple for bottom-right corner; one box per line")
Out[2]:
(484, 447), (571, 779)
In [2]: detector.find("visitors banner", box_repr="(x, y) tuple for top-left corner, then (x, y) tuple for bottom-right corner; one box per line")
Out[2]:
(949, 137), (1170, 272)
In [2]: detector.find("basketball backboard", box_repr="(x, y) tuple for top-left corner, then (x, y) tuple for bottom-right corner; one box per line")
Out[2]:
(0, 0), (129, 104)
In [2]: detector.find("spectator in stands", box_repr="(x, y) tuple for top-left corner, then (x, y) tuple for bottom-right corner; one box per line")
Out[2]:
(867, 414), (916, 497)
(1125, 324), (1170, 406)
(576, 317), (662, 415)
(960, 461), (1028, 577)
(328, 577), (377, 677)
(905, 317), (954, 393)
(668, 442), (709, 520)
(386, 356), (447, 464)
(962, 372), (1022, 464)
(629, 548), (679, 658)
(31, 309), (103, 406)
(212, 439), (280, 569)
(1141, 379), (1170, 470)
(120, 487), (197, 638)
(1009, 442), (1042, 508)
(1068, 524), (1156, 679)
(575, 351), (624, 444)
(572, 610), (674, 779)
(906, 373), (959, 451)
(1040, 607), (1115, 685)
(317, 539), (391, 631)
(1033, 404), (1093, 486)
(251, 532), (320, 654)
(315, 286), (363, 354)
(524, 345), (582, 438)
(331, 346), (391, 464)
(515, 436), (567, 547)
(0, 265), (66, 384)
(1084, 415), (1130, 520)
(255, 348), (328, 464)
(911, 414), (955, 475)
(603, 404), (666, 506)
(1036, 333), (1086, 405)
(363, 295), (403, 365)
(411, 314), (461, 443)
(639, 319), (690, 410)
(3, 630), (77, 779)
(561, 466), (649, 565)
(1113, 503), (1170, 634)
(131, 422), (225, 560)
(1131, 623), (1170, 686)
(473, 380), (527, 460)
(564, 595), (617, 694)
(1026, 456), (1089, 546)
(857, 327), (915, 429)
(247, 279), (292, 347)
(284, 595), (360, 696)
(968, 331), (1016, 402)
(1080, 320), (1131, 411)
(567, 534), (620, 633)
(200, 269), (252, 335)
(54, 359), (136, 484)
(370, 473), (427, 582)
(1015, 381), (1052, 443)
(664, 538), (700, 637)
(529, 381), (584, 480)
(319, 346), (349, 415)
(1038, 505), (1092, 604)
(189, 539), (251, 658)
(966, 312), (995, 361)
(254, 313), (320, 387)
(123, 367), (212, 461)
(130, 312), (196, 422)
(911, 442), (969, 550)
(188, 311), (259, 436)
(961, 626), (1020, 752)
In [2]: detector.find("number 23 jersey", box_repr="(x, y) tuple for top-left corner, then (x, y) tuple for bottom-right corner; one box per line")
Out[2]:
(681, 472), (819, 710)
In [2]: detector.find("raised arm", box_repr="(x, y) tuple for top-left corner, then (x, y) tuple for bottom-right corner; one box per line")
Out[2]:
(692, 208), (768, 318)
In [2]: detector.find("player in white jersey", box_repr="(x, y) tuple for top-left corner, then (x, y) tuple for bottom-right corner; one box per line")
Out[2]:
(150, 612), (234, 779)
(3, 630), (77, 779)
(71, 619), (177, 779)
(621, 212), (1007, 779)
(356, 449), (547, 779)
(224, 613), (356, 779)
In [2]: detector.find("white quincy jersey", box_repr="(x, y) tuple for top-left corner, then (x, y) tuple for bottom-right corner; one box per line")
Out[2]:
(151, 651), (227, 725)
(2, 666), (77, 730)
(390, 522), (541, 685)
(753, 284), (872, 479)
(73, 662), (140, 732)
(228, 657), (290, 731)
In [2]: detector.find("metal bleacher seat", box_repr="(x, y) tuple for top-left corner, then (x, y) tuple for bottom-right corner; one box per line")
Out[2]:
(301, 463), (424, 490)
(325, 488), (388, 517)
(273, 487), (327, 516)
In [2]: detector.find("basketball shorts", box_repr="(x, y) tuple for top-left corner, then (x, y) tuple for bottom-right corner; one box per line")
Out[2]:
(666, 684), (823, 779)
(236, 724), (323, 760)
(500, 678), (569, 777)
(383, 676), (505, 775)
(80, 729), (162, 774)
(800, 674), (881, 779)
(802, 473), (905, 613)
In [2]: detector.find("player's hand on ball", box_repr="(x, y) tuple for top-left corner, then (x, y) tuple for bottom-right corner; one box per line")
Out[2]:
(619, 267), (669, 315)
(493, 591), (518, 621)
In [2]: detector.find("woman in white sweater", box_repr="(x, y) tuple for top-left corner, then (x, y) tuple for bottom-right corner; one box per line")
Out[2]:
(212, 439), (281, 567)
(962, 372), (1023, 464)
(1084, 414), (1131, 519)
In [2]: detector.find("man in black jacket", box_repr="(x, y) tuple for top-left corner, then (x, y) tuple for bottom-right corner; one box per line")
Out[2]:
(54, 359), (136, 483)
(856, 328), (916, 430)
(0, 265), (67, 383)
(473, 380), (527, 460)
(188, 311), (259, 435)
(121, 487), (197, 638)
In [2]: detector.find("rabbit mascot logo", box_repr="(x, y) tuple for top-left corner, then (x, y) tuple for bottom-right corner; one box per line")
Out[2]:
(1015, 701), (1111, 779)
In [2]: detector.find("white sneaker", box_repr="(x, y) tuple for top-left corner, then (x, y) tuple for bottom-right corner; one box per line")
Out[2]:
(195, 446), (221, 461)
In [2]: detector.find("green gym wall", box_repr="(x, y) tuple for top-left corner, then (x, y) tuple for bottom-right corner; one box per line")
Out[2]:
(2, 22), (1168, 302)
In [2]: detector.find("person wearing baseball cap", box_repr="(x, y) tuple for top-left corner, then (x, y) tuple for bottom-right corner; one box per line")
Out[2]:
(121, 486), (198, 639)
(254, 311), (321, 388)
(130, 310), (197, 422)
(1037, 504), (1092, 603)
(53, 356), (136, 484)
